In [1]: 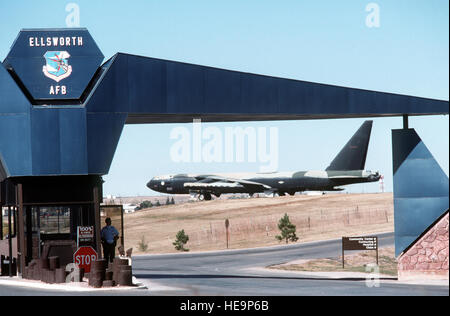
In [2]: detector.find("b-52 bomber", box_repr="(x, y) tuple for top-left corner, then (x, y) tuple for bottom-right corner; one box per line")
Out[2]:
(148, 121), (380, 200)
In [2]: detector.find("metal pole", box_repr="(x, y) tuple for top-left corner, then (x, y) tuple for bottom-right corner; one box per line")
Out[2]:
(17, 184), (25, 277)
(93, 186), (102, 259)
(403, 114), (409, 129)
(120, 205), (124, 248)
(342, 238), (345, 269)
(0, 205), (3, 241)
(226, 228), (229, 249)
(225, 219), (229, 249)
(376, 237), (379, 266)
(8, 206), (12, 277)
(37, 207), (41, 259)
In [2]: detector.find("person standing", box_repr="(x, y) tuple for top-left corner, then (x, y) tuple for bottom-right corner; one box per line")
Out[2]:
(101, 217), (119, 263)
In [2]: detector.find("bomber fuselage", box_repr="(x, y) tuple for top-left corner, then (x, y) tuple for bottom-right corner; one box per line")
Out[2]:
(147, 170), (380, 196)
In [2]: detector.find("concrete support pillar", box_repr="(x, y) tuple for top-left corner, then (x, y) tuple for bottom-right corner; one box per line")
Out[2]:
(392, 128), (449, 257)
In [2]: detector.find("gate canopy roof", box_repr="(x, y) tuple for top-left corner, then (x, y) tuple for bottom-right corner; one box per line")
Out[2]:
(0, 28), (448, 179)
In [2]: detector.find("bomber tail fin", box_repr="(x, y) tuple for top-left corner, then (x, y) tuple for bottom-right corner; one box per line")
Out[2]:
(326, 120), (373, 171)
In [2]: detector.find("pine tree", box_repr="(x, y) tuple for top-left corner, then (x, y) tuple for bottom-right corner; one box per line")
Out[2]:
(166, 197), (170, 205)
(173, 229), (190, 251)
(171, 197), (175, 205)
(275, 213), (299, 244)
(138, 235), (149, 252)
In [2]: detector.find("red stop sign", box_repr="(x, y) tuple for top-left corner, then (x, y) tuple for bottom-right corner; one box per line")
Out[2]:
(73, 246), (98, 273)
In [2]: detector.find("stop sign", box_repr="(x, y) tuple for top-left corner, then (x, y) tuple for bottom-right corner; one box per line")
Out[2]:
(73, 246), (98, 273)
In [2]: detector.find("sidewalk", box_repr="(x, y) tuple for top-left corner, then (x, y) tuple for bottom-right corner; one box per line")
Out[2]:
(0, 276), (147, 292)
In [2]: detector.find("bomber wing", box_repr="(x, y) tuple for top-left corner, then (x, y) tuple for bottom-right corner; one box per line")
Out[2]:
(184, 175), (271, 191)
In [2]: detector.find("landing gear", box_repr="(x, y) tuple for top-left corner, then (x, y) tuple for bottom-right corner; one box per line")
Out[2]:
(264, 191), (277, 198)
(198, 192), (212, 201)
(278, 191), (295, 196)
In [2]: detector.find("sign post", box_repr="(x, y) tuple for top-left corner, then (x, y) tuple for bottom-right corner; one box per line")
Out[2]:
(342, 236), (378, 268)
(225, 219), (230, 249)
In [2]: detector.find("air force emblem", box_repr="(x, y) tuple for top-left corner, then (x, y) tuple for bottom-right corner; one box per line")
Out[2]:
(42, 51), (72, 82)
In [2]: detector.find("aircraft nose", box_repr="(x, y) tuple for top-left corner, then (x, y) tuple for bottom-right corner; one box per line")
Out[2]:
(147, 178), (158, 190)
(369, 172), (381, 181)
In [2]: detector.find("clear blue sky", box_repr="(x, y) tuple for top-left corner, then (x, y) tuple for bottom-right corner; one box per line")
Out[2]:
(0, 0), (448, 196)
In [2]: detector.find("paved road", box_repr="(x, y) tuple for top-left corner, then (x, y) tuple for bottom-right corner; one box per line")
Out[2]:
(132, 232), (448, 296)
(0, 232), (448, 296)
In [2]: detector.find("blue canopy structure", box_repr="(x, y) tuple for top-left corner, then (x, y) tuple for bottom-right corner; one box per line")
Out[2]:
(1, 29), (447, 180)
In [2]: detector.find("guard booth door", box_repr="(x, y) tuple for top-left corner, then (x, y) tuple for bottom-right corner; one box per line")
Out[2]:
(99, 205), (124, 255)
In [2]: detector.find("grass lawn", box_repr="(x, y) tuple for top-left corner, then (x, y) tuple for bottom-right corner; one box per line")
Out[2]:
(268, 246), (397, 276)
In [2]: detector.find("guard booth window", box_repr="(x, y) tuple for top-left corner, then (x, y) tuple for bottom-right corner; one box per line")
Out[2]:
(39, 207), (70, 234)
(26, 205), (95, 241)
(1, 207), (16, 240)
(24, 205), (96, 264)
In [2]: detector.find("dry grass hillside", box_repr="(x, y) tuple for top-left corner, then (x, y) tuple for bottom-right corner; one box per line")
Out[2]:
(123, 193), (394, 254)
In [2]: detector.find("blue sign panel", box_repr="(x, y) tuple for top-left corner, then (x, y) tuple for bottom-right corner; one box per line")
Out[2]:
(3, 28), (103, 101)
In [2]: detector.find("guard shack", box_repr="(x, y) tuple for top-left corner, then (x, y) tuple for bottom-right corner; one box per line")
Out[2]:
(0, 28), (448, 279)
(0, 177), (127, 277)
(0, 176), (103, 275)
